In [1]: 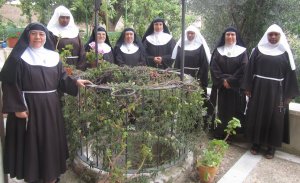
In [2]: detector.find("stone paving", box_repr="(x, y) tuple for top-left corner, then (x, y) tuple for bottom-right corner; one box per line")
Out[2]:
(7, 136), (300, 183)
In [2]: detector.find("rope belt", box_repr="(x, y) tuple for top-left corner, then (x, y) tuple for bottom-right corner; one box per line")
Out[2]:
(184, 67), (200, 70)
(23, 89), (57, 94)
(254, 74), (284, 82)
(66, 56), (79, 59)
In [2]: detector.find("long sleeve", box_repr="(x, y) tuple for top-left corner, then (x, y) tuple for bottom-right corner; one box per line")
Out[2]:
(139, 50), (147, 66)
(2, 83), (27, 113)
(58, 62), (78, 96)
(114, 47), (125, 66)
(161, 38), (176, 68)
(197, 46), (209, 88)
(226, 51), (248, 88)
(241, 48), (258, 92)
(210, 50), (226, 89)
(283, 67), (300, 100)
(76, 36), (87, 70)
(143, 40), (155, 66)
(103, 51), (115, 64)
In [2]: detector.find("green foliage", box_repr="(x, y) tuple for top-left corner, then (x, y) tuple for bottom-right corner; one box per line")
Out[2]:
(64, 62), (207, 182)
(59, 44), (73, 65)
(197, 117), (241, 167)
(0, 22), (23, 40)
(188, 0), (300, 103)
(85, 49), (103, 63)
(187, 0), (299, 50)
(107, 31), (121, 47)
(0, 0), (4, 7)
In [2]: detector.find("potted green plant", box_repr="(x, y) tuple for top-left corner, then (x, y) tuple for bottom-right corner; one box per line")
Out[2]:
(86, 49), (103, 68)
(196, 117), (241, 183)
(59, 44), (74, 75)
(6, 26), (22, 48)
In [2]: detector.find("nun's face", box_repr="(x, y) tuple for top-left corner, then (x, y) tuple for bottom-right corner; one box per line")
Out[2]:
(225, 31), (236, 45)
(268, 32), (280, 44)
(58, 16), (70, 27)
(29, 30), (46, 48)
(153, 22), (163, 32)
(97, 31), (106, 43)
(124, 31), (134, 44)
(187, 31), (195, 41)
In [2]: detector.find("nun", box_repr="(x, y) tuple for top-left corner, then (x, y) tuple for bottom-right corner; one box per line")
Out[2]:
(0, 22), (91, 183)
(172, 25), (211, 93)
(47, 5), (86, 70)
(242, 24), (299, 159)
(85, 26), (115, 64)
(142, 18), (176, 69)
(114, 28), (146, 67)
(209, 27), (248, 139)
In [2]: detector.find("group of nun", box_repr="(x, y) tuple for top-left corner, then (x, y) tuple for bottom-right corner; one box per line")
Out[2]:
(1, 4), (299, 183)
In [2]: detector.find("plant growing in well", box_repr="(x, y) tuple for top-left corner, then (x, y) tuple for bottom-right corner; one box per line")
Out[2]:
(63, 62), (207, 182)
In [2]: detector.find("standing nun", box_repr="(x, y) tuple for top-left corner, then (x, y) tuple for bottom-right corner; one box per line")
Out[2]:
(242, 24), (299, 159)
(142, 18), (176, 69)
(172, 25), (211, 93)
(85, 26), (115, 64)
(209, 27), (248, 139)
(47, 5), (86, 70)
(0, 22), (91, 183)
(114, 28), (146, 67)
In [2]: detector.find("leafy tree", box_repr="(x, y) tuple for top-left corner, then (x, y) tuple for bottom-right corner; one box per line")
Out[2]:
(0, 0), (5, 8)
(188, 0), (300, 102)
(187, 0), (280, 51)
(125, 0), (182, 38)
(17, 0), (191, 43)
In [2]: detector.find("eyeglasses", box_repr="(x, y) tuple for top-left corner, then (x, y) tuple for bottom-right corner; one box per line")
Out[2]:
(30, 30), (46, 37)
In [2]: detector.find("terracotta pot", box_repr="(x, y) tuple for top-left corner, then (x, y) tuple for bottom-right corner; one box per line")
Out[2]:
(7, 37), (18, 48)
(64, 67), (73, 76)
(88, 61), (98, 68)
(198, 165), (219, 183)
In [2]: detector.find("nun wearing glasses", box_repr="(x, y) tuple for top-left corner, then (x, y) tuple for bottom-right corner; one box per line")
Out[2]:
(0, 22), (91, 183)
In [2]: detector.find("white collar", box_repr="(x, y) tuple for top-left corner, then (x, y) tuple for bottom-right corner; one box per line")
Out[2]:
(120, 43), (139, 54)
(146, 31), (172, 45)
(258, 42), (285, 56)
(89, 42), (112, 54)
(21, 47), (59, 67)
(257, 24), (295, 70)
(217, 44), (246, 57)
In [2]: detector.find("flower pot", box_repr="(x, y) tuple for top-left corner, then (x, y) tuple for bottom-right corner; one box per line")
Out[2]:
(6, 37), (18, 48)
(87, 61), (98, 68)
(198, 165), (219, 183)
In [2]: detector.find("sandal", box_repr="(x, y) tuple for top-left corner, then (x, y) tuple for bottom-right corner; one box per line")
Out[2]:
(264, 147), (275, 159)
(250, 144), (260, 155)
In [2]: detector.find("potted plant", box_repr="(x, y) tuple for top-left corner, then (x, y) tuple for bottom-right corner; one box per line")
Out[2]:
(196, 117), (241, 183)
(6, 26), (22, 48)
(86, 49), (103, 68)
(59, 44), (74, 75)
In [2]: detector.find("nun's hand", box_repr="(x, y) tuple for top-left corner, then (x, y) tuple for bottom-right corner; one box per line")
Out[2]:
(244, 90), (251, 97)
(76, 79), (93, 88)
(15, 111), (28, 118)
(154, 57), (162, 65)
(223, 79), (231, 89)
